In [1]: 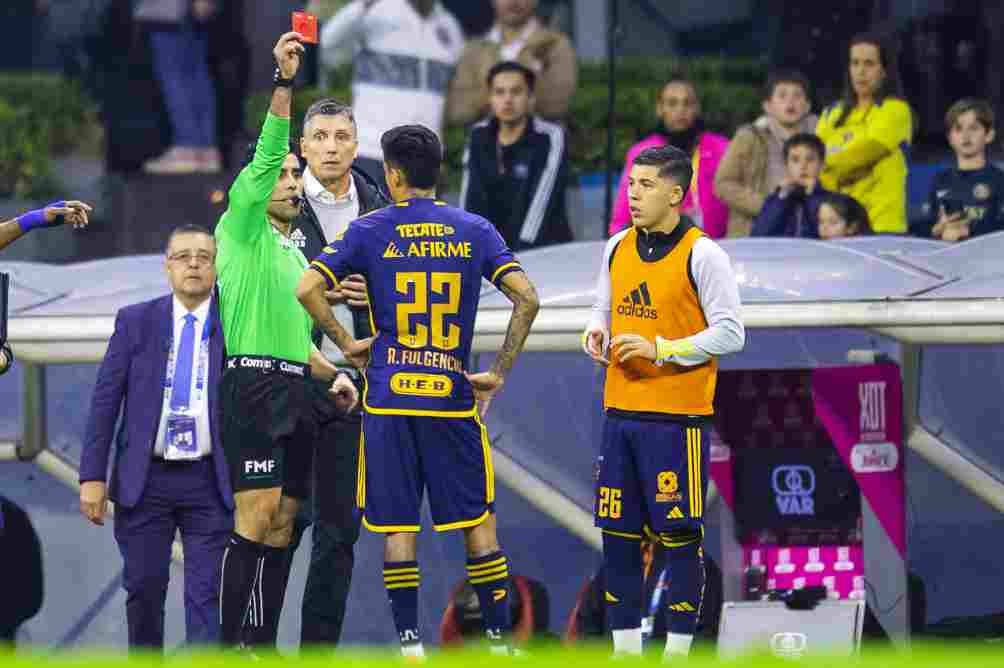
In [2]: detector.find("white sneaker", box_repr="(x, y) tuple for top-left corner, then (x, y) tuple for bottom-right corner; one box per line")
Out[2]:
(143, 146), (200, 174)
(197, 147), (223, 173)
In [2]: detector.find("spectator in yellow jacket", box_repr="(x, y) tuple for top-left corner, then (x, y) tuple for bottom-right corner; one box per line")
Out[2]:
(816, 33), (913, 234)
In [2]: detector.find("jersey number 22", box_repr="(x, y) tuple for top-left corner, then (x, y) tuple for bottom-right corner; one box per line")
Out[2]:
(396, 271), (461, 351)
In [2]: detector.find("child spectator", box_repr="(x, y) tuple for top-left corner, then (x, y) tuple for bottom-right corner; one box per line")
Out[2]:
(924, 98), (1004, 242)
(751, 133), (832, 238)
(818, 192), (872, 240)
(715, 70), (817, 237)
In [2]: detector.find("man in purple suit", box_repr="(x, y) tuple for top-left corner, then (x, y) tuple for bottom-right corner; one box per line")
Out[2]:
(79, 224), (233, 650)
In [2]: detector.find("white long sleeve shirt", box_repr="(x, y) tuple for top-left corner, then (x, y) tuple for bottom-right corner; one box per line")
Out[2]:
(587, 226), (745, 365)
(320, 0), (464, 160)
(304, 168), (360, 364)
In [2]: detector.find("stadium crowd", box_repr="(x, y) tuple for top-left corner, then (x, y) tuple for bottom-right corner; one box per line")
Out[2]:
(2, 0), (1002, 658)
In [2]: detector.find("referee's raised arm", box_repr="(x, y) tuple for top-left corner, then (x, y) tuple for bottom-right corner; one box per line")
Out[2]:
(217, 32), (306, 245)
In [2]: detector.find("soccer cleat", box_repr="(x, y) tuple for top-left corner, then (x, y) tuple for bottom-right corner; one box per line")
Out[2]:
(400, 643), (426, 663)
(232, 643), (263, 662)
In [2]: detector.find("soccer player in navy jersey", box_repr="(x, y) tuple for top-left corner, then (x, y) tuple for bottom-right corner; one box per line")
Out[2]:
(296, 124), (539, 657)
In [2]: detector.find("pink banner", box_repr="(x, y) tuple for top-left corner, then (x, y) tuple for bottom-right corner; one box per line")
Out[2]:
(811, 364), (906, 558)
(709, 428), (735, 510)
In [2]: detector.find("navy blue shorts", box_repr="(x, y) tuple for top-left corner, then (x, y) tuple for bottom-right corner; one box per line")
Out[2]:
(358, 413), (495, 532)
(595, 413), (709, 536)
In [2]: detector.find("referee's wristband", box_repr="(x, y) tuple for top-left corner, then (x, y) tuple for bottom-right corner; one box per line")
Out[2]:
(329, 367), (359, 387)
(273, 68), (295, 88)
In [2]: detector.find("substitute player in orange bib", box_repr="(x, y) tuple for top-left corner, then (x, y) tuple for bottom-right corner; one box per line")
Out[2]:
(583, 144), (745, 658)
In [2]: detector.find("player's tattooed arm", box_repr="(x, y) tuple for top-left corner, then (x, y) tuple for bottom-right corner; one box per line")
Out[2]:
(297, 269), (353, 345)
(491, 271), (540, 379)
(466, 270), (539, 416)
(297, 269), (374, 369)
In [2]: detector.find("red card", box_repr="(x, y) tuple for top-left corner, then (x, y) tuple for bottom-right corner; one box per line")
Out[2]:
(292, 11), (318, 44)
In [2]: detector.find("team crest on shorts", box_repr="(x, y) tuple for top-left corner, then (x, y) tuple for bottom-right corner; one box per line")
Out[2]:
(656, 470), (681, 503)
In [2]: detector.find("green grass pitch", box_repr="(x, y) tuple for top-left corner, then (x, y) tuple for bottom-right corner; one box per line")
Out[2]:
(3, 641), (1003, 667)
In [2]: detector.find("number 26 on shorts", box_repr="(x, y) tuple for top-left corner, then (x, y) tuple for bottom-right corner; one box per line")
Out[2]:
(597, 486), (622, 519)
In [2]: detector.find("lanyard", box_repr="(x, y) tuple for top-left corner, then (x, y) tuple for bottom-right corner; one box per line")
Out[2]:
(163, 311), (213, 413)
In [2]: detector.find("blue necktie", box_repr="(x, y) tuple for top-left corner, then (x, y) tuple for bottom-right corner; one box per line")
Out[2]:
(171, 314), (196, 410)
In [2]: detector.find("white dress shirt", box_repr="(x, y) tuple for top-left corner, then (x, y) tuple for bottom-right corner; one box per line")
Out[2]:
(305, 167), (361, 364)
(153, 296), (213, 457)
(305, 167), (360, 241)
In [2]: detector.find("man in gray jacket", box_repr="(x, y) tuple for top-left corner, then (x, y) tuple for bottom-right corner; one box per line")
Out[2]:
(713, 70), (816, 237)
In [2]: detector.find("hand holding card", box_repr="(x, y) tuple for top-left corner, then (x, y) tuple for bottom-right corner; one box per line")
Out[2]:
(292, 11), (319, 44)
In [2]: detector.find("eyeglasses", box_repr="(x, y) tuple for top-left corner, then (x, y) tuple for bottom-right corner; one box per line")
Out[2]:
(168, 251), (215, 266)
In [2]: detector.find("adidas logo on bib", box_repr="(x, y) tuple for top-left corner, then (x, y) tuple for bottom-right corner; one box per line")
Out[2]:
(617, 281), (658, 319)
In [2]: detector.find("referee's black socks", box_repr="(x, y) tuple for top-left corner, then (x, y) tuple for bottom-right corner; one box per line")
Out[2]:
(220, 532), (267, 647)
(243, 545), (293, 649)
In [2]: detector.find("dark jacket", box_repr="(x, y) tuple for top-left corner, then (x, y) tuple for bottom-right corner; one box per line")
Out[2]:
(460, 115), (572, 250)
(0, 496), (43, 640)
(291, 165), (389, 346)
(921, 164), (1004, 238)
(79, 295), (232, 510)
(751, 185), (833, 238)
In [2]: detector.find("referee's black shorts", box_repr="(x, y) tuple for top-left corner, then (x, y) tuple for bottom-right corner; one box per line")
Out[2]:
(221, 355), (316, 499)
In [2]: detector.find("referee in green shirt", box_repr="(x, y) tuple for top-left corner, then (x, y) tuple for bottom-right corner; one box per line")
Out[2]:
(215, 32), (358, 649)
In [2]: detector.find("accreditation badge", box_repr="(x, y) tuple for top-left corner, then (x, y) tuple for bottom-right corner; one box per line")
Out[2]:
(164, 413), (199, 460)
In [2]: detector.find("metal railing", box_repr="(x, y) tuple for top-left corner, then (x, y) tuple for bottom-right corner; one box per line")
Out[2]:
(4, 297), (1004, 558)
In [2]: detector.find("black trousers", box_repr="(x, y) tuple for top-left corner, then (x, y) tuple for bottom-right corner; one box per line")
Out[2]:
(291, 380), (362, 647)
